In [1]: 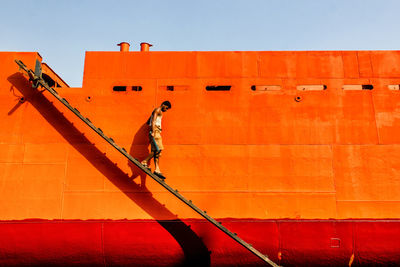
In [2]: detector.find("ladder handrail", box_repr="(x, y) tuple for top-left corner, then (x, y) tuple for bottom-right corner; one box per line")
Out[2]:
(15, 59), (281, 267)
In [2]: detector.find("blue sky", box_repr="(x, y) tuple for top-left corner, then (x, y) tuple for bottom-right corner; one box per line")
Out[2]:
(1, 0), (400, 86)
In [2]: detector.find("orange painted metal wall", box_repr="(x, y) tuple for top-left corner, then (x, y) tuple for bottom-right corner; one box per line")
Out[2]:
(1, 50), (400, 220)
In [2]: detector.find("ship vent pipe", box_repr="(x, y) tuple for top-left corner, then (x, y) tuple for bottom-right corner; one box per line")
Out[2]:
(140, 42), (153, 52)
(117, 42), (130, 52)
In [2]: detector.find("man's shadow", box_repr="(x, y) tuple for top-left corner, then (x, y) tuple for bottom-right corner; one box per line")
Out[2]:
(8, 72), (211, 267)
(128, 123), (149, 187)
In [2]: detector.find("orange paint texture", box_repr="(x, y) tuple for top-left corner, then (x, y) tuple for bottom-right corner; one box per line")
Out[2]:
(1, 50), (400, 220)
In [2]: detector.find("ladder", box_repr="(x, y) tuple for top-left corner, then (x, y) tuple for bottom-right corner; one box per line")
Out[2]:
(15, 59), (281, 267)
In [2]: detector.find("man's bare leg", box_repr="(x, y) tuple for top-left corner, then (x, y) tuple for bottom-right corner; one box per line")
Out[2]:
(154, 154), (161, 173)
(153, 151), (166, 179)
(141, 152), (154, 167)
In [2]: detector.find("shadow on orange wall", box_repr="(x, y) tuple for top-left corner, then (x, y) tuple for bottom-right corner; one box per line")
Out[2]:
(8, 72), (211, 266)
(7, 85), (25, 116)
(128, 123), (148, 188)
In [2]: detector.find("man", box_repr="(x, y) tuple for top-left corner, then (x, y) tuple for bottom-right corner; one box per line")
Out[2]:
(141, 101), (171, 180)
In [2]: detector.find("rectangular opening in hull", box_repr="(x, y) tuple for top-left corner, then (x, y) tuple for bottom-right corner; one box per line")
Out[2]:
(342, 85), (373, 90)
(251, 85), (281, 91)
(160, 85), (189, 91)
(388, 85), (400, 91)
(132, 86), (142, 91)
(296, 85), (327, 91)
(113, 86), (127, 92)
(206, 86), (231, 91)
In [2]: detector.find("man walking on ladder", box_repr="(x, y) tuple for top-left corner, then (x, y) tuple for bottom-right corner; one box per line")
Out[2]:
(141, 101), (172, 180)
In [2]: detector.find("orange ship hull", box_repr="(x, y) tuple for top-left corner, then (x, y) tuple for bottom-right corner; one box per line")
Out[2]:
(1, 48), (400, 265)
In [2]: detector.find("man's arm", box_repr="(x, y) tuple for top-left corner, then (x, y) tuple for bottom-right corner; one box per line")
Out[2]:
(151, 107), (161, 135)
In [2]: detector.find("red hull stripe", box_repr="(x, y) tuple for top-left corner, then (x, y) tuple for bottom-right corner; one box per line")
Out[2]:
(0, 219), (399, 266)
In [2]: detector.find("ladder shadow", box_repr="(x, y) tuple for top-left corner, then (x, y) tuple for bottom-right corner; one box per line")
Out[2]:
(128, 122), (148, 187)
(8, 72), (211, 267)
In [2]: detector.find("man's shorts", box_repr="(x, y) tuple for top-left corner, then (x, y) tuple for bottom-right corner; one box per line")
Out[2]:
(150, 127), (163, 153)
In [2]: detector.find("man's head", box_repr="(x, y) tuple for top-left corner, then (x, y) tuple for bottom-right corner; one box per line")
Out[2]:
(161, 100), (171, 112)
